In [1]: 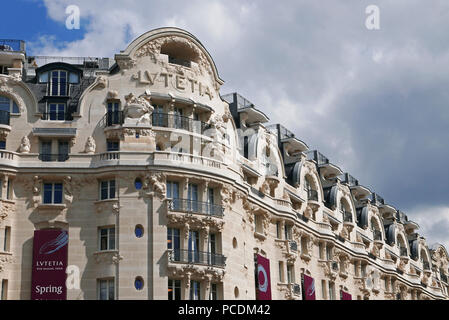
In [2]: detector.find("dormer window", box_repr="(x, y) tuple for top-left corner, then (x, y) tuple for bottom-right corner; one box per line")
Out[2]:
(38, 68), (80, 96)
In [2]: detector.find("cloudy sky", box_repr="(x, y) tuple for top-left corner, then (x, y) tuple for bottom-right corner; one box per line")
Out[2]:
(3, 0), (449, 249)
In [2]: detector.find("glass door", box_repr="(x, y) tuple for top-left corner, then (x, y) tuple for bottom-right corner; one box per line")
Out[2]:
(166, 181), (180, 210)
(187, 184), (198, 212)
(188, 231), (200, 263)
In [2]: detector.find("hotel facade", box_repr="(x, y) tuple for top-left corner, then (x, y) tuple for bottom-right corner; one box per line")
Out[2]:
(0, 27), (448, 300)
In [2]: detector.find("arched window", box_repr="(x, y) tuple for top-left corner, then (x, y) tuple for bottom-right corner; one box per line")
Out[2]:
(0, 95), (19, 114)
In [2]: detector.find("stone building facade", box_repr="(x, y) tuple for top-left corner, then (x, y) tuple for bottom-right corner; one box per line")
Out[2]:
(0, 28), (448, 300)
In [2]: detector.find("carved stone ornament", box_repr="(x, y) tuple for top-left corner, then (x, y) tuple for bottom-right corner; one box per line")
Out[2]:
(93, 75), (108, 90)
(0, 75), (26, 112)
(93, 251), (123, 265)
(0, 200), (15, 225)
(143, 172), (166, 198)
(116, 57), (137, 72)
(123, 93), (154, 125)
(0, 253), (13, 273)
(19, 136), (31, 153)
(84, 136), (96, 154)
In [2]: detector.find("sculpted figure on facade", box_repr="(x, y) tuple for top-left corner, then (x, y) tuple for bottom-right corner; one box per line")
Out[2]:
(84, 136), (96, 154)
(123, 93), (154, 124)
(93, 75), (108, 90)
(19, 136), (30, 153)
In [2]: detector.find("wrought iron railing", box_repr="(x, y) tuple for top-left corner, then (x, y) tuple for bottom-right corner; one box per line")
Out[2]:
(168, 249), (226, 267)
(306, 150), (329, 165)
(331, 261), (339, 271)
(0, 110), (10, 125)
(289, 240), (298, 252)
(100, 111), (124, 127)
(168, 198), (224, 218)
(307, 189), (318, 201)
(152, 113), (210, 134)
(292, 283), (301, 296)
(38, 153), (69, 162)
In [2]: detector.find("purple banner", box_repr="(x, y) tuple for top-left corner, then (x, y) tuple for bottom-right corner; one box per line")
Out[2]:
(302, 274), (316, 300)
(341, 290), (352, 300)
(256, 254), (271, 300)
(31, 229), (68, 300)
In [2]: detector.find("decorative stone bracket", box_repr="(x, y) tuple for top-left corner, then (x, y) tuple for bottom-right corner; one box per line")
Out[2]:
(93, 250), (123, 265)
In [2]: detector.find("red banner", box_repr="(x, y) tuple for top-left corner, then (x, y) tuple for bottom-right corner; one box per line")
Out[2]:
(256, 254), (271, 300)
(31, 229), (68, 300)
(302, 274), (316, 300)
(341, 290), (352, 300)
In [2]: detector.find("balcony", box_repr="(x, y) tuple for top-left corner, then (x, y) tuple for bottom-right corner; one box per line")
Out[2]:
(267, 124), (309, 154)
(0, 110), (10, 126)
(168, 249), (226, 267)
(38, 153), (69, 162)
(340, 173), (371, 199)
(100, 111), (124, 127)
(168, 198), (224, 218)
(306, 150), (342, 179)
(41, 112), (73, 121)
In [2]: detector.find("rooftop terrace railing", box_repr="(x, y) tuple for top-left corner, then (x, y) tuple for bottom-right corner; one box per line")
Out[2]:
(306, 150), (329, 165)
(340, 173), (359, 187)
(0, 39), (25, 52)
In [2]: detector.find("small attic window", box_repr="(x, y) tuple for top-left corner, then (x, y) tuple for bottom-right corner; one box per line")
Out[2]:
(160, 40), (199, 68)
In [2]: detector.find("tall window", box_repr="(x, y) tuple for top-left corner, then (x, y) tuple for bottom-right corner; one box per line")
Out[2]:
(209, 283), (218, 300)
(99, 227), (115, 251)
(98, 278), (114, 300)
(287, 264), (294, 283)
(328, 282), (335, 300)
(254, 215), (263, 234)
(49, 70), (68, 96)
(174, 107), (183, 129)
(284, 224), (292, 240)
(167, 228), (180, 261)
(107, 101), (120, 126)
(3, 226), (10, 252)
(168, 279), (181, 300)
(326, 245), (332, 261)
(0, 96), (19, 114)
(100, 180), (116, 200)
(58, 140), (69, 161)
(190, 280), (200, 300)
(0, 140), (5, 150)
(43, 183), (63, 204)
(276, 221), (281, 239)
(188, 231), (200, 263)
(321, 280), (327, 300)
(152, 105), (165, 127)
(208, 233), (216, 265)
(166, 181), (179, 209)
(278, 261), (284, 282)
(1, 279), (7, 300)
(207, 188), (215, 215)
(187, 183), (198, 212)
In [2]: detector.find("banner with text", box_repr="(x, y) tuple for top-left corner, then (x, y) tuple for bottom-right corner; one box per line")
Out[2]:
(31, 229), (68, 300)
(256, 254), (272, 300)
(301, 274), (316, 300)
(340, 290), (352, 300)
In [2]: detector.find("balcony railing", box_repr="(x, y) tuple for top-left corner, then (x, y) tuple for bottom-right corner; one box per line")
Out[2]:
(100, 111), (124, 127)
(342, 210), (352, 222)
(168, 198), (224, 218)
(289, 240), (298, 252)
(292, 283), (301, 296)
(0, 110), (10, 126)
(100, 111), (211, 134)
(340, 173), (359, 187)
(0, 39), (26, 52)
(331, 261), (339, 271)
(38, 153), (69, 162)
(41, 112), (73, 121)
(306, 150), (329, 165)
(373, 230), (382, 241)
(168, 249), (226, 267)
(400, 247), (408, 257)
(307, 189), (318, 201)
(152, 113), (210, 134)
(370, 193), (385, 206)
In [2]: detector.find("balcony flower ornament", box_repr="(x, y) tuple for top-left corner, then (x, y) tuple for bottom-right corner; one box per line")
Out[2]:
(19, 136), (30, 153)
(123, 93), (154, 124)
(84, 136), (96, 154)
